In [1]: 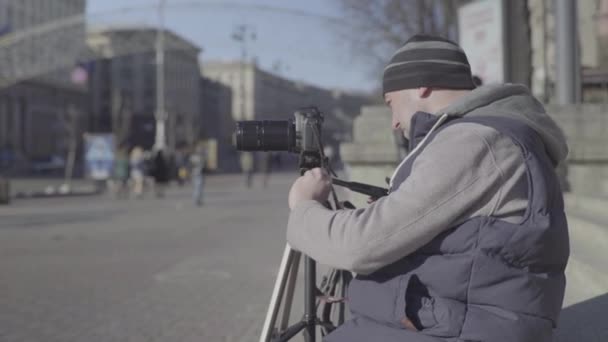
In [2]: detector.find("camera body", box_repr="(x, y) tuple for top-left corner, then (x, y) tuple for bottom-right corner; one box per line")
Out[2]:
(293, 107), (324, 155)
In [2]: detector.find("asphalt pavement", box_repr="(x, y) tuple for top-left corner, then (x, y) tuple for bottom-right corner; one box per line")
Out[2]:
(0, 173), (307, 342)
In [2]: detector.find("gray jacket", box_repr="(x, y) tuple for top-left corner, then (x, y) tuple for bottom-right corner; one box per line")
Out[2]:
(287, 84), (568, 275)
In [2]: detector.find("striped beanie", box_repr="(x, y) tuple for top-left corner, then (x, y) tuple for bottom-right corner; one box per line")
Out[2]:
(382, 34), (476, 94)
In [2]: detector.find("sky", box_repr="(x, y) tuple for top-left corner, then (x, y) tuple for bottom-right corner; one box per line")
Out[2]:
(86, 0), (378, 94)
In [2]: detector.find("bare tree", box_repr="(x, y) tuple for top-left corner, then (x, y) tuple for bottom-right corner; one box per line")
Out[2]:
(111, 88), (133, 147)
(335, 0), (467, 73)
(60, 104), (81, 190)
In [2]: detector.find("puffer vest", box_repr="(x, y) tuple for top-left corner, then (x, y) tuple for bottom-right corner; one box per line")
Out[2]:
(325, 113), (570, 342)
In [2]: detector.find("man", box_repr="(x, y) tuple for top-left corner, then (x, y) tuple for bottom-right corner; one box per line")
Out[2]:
(240, 151), (255, 188)
(190, 143), (207, 206)
(286, 35), (570, 342)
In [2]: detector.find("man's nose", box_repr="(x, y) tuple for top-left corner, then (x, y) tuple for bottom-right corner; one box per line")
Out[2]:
(392, 119), (401, 130)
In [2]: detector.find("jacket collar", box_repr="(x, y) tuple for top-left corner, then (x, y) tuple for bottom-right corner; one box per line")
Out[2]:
(408, 112), (443, 150)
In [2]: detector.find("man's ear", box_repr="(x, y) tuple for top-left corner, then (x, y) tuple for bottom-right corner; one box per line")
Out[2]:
(417, 87), (433, 99)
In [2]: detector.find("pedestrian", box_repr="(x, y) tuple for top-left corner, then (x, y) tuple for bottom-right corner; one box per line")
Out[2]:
(152, 149), (169, 198)
(286, 34), (570, 342)
(273, 152), (282, 170)
(111, 147), (130, 198)
(240, 151), (254, 188)
(260, 152), (273, 188)
(175, 148), (188, 187)
(129, 146), (145, 199)
(189, 144), (207, 206)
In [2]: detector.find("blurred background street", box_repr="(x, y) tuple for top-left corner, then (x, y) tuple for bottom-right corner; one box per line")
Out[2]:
(1, 0), (608, 341)
(1, 173), (297, 342)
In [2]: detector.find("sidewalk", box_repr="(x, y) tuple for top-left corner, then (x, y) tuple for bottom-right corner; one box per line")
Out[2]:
(5, 171), (308, 201)
(8, 178), (98, 199)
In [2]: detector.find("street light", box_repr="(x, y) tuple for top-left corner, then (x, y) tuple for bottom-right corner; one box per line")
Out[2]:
(154, 0), (167, 150)
(231, 24), (256, 121)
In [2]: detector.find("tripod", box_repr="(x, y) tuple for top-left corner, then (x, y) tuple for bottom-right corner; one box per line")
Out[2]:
(258, 149), (353, 342)
(261, 244), (357, 342)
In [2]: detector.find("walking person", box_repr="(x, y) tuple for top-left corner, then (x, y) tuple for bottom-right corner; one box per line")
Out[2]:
(111, 147), (130, 198)
(152, 149), (169, 198)
(129, 146), (145, 199)
(175, 148), (189, 187)
(190, 144), (207, 206)
(260, 152), (273, 188)
(240, 151), (255, 188)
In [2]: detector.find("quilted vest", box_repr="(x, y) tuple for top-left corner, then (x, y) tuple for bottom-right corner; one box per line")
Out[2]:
(326, 113), (569, 342)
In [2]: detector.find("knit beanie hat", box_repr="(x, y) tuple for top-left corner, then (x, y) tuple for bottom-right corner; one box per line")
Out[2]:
(382, 34), (476, 94)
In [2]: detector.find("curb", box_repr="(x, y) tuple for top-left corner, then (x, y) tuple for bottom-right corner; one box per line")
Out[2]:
(12, 189), (100, 199)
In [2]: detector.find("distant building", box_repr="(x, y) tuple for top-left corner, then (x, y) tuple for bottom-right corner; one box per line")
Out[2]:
(87, 27), (202, 150)
(528, 0), (608, 102)
(0, 0), (87, 171)
(201, 61), (371, 162)
(199, 77), (235, 171)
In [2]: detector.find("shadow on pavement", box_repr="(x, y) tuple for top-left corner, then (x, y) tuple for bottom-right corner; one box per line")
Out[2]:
(556, 293), (608, 341)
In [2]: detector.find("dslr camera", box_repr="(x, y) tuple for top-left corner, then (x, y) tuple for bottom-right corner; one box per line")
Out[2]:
(235, 107), (325, 171)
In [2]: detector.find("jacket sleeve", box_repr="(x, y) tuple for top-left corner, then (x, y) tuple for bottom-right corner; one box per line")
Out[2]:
(286, 123), (517, 275)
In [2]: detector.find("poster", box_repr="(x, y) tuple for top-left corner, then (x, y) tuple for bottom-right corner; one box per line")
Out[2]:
(83, 133), (115, 180)
(458, 0), (505, 84)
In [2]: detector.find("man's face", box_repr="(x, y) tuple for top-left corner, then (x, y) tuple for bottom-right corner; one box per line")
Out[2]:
(384, 89), (425, 138)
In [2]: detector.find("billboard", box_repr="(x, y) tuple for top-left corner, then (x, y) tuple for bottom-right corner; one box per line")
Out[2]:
(458, 0), (505, 84)
(83, 133), (115, 180)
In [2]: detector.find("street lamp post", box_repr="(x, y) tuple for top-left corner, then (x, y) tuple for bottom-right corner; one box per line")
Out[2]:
(154, 0), (167, 150)
(555, 0), (580, 104)
(231, 25), (256, 121)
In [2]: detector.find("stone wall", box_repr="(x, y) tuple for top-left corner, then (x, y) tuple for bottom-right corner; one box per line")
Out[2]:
(342, 104), (608, 202)
(547, 104), (608, 196)
(340, 106), (402, 207)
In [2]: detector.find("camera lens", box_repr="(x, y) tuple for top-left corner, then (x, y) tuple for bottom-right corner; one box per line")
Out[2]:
(235, 120), (295, 152)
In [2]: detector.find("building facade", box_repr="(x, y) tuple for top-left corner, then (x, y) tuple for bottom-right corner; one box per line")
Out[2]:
(528, 0), (608, 102)
(0, 0), (87, 173)
(199, 76), (234, 171)
(87, 28), (201, 151)
(201, 61), (370, 165)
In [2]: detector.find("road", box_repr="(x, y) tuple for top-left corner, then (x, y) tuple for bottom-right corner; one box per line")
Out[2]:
(0, 173), (308, 342)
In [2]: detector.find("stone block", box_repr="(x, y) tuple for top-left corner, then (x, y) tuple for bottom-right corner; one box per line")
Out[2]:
(353, 106), (393, 144)
(568, 164), (608, 197)
(341, 105), (401, 207)
(341, 143), (401, 164)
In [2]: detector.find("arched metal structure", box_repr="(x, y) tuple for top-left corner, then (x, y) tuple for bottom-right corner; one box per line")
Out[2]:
(0, 1), (344, 88)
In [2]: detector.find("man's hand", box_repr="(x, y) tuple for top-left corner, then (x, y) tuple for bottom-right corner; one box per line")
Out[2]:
(288, 168), (332, 210)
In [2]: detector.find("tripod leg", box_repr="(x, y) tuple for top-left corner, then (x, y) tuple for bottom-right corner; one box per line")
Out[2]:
(337, 271), (351, 325)
(279, 250), (301, 331)
(259, 245), (298, 342)
(304, 256), (317, 342)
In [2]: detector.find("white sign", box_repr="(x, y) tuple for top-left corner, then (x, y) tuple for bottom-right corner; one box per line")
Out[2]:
(458, 0), (505, 84)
